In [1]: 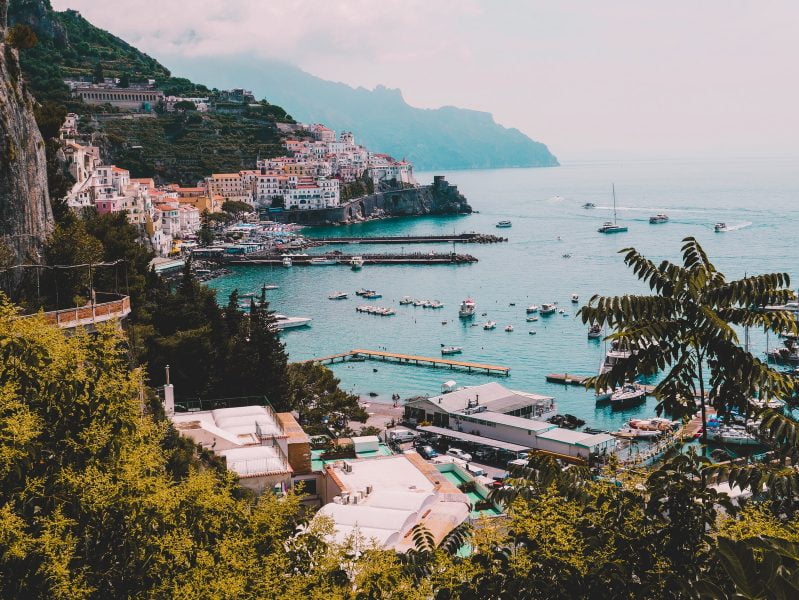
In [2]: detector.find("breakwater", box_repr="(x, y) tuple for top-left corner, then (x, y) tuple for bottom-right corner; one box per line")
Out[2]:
(228, 252), (478, 266)
(316, 232), (506, 244)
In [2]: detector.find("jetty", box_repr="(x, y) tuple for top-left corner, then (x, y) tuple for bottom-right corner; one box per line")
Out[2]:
(545, 373), (657, 395)
(308, 349), (510, 376)
(228, 252), (478, 266)
(315, 232), (507, 245)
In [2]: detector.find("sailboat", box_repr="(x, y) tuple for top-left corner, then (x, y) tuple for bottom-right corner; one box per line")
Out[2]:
(598, 184), (628, 233)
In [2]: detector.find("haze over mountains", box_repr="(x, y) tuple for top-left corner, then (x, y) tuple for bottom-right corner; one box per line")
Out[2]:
(168, 56), (559, 172)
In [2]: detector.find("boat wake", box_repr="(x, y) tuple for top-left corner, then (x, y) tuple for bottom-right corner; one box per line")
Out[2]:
(722, 221), (753, 231)
(593, 205), (709, 214)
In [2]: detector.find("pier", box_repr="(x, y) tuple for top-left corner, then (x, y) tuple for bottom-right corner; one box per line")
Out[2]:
(315, 232), (507, 245)
(228, 252), (478, 266)
(545, 373), (656, 395)
(308, 349), (510, 376)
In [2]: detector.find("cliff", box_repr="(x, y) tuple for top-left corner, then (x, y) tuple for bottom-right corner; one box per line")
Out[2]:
(0, 1), (53, 265)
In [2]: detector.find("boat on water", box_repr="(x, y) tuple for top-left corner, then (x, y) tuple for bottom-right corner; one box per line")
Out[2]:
(504, 325), (514, 332)
(328, 291), (348, 300)
(527, 316), (539, 322)
(529, 330), (537, 335)
(496, 220), (512, 228)
(458, 298), (476, 318)
(355, 288), (368, 297)
(399, 296), (414, 305)
(587, 323), (603, 339)
(441, 346), (463, 355)
(714, 222), (727, 232)
(649, 214), (669, 224)
(629, 418), (679, 431)
(526, 304), (539, 314)
(540, 303), (557, 315)
(610, 384), (646, 408)
(363, 291), (382, 300)
(262, 283), (279, 290)
(356, 305), (395, 316)
(281, 256), (293, 267)
(350, 255), (364, 270)
(612, 427), (661, 440)
(571, 293), (579, 303)
(483, 321), (497, 330)
(272, 314), (312, 330)
(429, 301), (444, 309)
(767, 339), (799, 365)
(310, 257), (338, 266)
(705, 426), (760, 446)
(240, 292), (255, 298)
(582, 202), (596, 209)
(598, 184), (628, 233)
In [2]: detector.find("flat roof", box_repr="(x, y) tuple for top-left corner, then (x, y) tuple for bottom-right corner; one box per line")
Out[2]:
(456, 410), (555, 432)
(536, 429), (615, 448)
(417, 425), (531, 452)
(414, 382), (552, 415)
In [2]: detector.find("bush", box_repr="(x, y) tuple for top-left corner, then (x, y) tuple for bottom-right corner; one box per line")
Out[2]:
(6, 24), (38, 50)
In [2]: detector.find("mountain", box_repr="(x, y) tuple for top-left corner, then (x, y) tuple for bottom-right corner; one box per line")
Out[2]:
(168, 57), (560, 171)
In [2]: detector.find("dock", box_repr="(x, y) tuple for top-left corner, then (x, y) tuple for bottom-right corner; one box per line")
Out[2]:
(228, 252), (478, 266)
(308, 349), (510, 376)
(315, 233), (507, 245)
(545, 373), (656, 395)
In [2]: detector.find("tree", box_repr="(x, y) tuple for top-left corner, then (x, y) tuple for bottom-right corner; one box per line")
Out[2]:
(5, 23), (37, 49)
(579, 237), (795, 441)
(173, 100), (196, 112)
(222, 200), (254, 215)
(92, 61), (104, 84)
(119, 72), (130, 88)
(198, 210), (214, 246)
(43, 217), (104, 307)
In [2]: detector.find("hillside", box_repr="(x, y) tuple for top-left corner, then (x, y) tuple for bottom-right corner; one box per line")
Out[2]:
(170, 57), (560, 171)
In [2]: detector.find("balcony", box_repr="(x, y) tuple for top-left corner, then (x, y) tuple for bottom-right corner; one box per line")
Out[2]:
(32, 293), (132, 331)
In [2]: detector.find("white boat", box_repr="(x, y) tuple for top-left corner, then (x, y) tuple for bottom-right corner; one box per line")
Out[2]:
(526, 305), (539, 314)
(483, 321), (497, 330)
(310, 257), (337, 266)
(272, 314), (311, 330)
(399, 296), (414, 305)
(649, 214), (669, 224)
(281, 256), (292, 267)
(706, 427), (760, 446)
(714, 222), (727, 232)
(429, 301), (444, 309)
(587, 323), (602, 339)
(571, 294), (579, 303)
(630, 418), (678, 431)
(441, 346), (463, 355)
(350, 256), (364, 270)
(262, 283), (279, 290)
(496, 220), (512, 228)
(612, 427), (661, 440)
(328, 291), (348, 300)
(504, 325), (514, 332)
(598, 184), (628, 233)
(526, 316), (539, 322)
(458, 298), (476, 318)
(363, 291), (382, 299)
(610, 384), (646, 408)
(540, 303), (556, 315)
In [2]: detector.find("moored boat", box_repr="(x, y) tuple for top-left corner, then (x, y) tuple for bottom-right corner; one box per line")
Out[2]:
(526, 304), (539, 314)
(571, 293), (579, 303)
(272, 314), (311, 330)
(310, 257), (337, 266)
(587, 323), (602, 339)
(281, 256), (292, 267)
(649, 213), (669, 224)
(610, 384), (646, 408)
(504, 325), (514, 332)
(328, 291), (348, 300)
(458, 298), (476, 318)
(540, 303), (556, 315)
(496, 220), (512, 228)
(483, 321), (497, 330)
(441, 346), (463, 355)
(350, 255), (364, 270)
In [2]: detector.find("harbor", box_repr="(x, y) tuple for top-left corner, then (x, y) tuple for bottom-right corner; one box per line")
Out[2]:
(227, 252), (479, 266)
(308, 349), (511, 376)
(314, 232), (507, 244)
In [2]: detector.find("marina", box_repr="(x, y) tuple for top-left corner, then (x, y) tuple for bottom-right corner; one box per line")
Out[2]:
(309, 349), (511, 376)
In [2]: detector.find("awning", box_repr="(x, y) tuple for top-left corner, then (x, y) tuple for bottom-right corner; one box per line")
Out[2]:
(417, 425), (531, 453)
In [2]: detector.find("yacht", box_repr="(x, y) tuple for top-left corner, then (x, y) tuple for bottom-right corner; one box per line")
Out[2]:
(281, 256), (292, 268)
(610, 384), (646, 408)
(706, 426), (760, 446)
(328, 291), (348, 300)
(540, 303), (556, 315)
(310, 257), (337, 266)
(483, 321), (497, 330)
(649, 214), (669, 224)
(526, 304), (539, 314)
(441, 346), (463, 355)
(582, 202), (596, 209)
(504, 325), (514, 332)
(714, 222), (727, 232)
(598, 184), (628, 233)
(571, 293), (579, 303)
(272, 314), (312, 330)
(587, 323), (603, 339)
(458, 298), (476, 318)
(350, 256), (364, 270)
(496, 220), (512, 228)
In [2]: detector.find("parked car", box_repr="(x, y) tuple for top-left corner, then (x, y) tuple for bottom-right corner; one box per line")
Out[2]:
(417, 445), (439, 459)
(446, 448), (473, 462)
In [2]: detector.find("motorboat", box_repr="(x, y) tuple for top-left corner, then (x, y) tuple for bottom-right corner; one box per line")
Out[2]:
(355, 288), (369, 297)
(363, 291), (382, 299)
(714, 222), (727, 232)
(767, 340), (799, 365)
(441, 346), (463, 355)
(504, 325), (514, 332)
(582, 202), (596, 209)
(529, 330), (537, 335)
(558, 308), (567, 315)
(496, 220), (512, 228)
(587, 323), (603, 339)
(281, 256), (293, 268)
(429, 301), (444, 309)
(598, 184), (628, 233)
(356, 305), (395, 316)
(399, 296), (414, 305)
(350, 256), (364, 270)
(571, 294), (579, 303)
(328, 291), (348, 300)
(706, 426), (760, 446)
(458, 298), (476, 318)
(599, 341), (632, 376)
(649, 214), (669, 224)
(310, 257), (337, 266)
(526, 316), (539, 322)
(413, 299), (425, 307)
(610, 384), (646, 408)
(540, 303), (556, 315)
(272, 314), (311, 330)
(240, 292), (255, 298)
(526, 305), (539, 314)
(483, 321), (497, 330)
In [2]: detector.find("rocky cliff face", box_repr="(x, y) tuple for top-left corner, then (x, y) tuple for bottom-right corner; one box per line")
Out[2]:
(0, 1), (53, 265)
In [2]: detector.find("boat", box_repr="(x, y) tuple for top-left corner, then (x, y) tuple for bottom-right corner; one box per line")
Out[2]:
(540, 303), (556, 315)
(240, 292), (255, 298)
(714, 222), (727, 232)
(328, 292), (348, 300)
(597, 184), (628, 233)
(582, 202), (596, 209)
(630, 418), (679, 431)
(504, 325), (514, 332)
(612, 427), (661, 440)
(310, 257), (337, 266)
(610, 384), (646, 408)
(350, 256), (364, 270)
(649, 214), (669, 224)
(441, 346), (463, 355)
(458, 298), (476, 318)
(526, 316), (539, 322)
(399, 296), (414, 305)
(526, 305), (539, 314)
(587, 323), (602, 339)
(496, 220), (512, 228)
(706, 426), (760, 446)
(767, 339), (799, 365)
(272, 314), (312, 330)
(281, 256), (293, 267)
(363, 291), (382, 299)
(355, 288), (369, 297)
(429, 301), (444, 309)
(483, 321), (497, 330)
(571, 294), (579, 303)
(529, 330), (537, 335)
(262, 284), (279, 290)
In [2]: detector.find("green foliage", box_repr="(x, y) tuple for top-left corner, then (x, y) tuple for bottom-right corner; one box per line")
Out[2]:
(5, 23), (37, 49)
(173, 99), (196, 112)
(222, 200), (254, 215)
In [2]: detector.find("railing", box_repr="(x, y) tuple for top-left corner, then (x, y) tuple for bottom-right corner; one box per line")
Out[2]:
(225, 446), (291, 476)
(31, 294), (132, 330)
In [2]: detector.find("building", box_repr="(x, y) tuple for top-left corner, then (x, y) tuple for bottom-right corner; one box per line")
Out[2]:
(72, 84), (164, 112)
(533, 429), (615, 460)
(316, 453), (470, 551)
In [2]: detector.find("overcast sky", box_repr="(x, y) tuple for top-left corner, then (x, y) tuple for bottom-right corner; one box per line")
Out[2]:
(52, 0), (799, 161)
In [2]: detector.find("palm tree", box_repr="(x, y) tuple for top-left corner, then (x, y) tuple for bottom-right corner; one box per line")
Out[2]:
(579, 237), (795, 441)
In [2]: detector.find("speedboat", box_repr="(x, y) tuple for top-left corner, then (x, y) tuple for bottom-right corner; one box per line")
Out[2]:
(272, 314), (311, 330)
(281, 256), (292, 267)
(582, 202), (596, 209)
(483, 321), (497, 330)
(587, 323), (602, 339)
(458, 298), (476, 318)
(504, 325), (514, 332)
(526, 305), (539, 314)
(310, 257), (337, 266)
(399, 296), (414, 305)
(526, 316), (538, 322)
(350, 256), (364, 270)
(496, 220), (512, 228)
(441, 346), (463, 355)
(714, 222), (727, 232)
(540, 303), (556, 315)
(649, 214), (669, 224)
(610, 384), (646, 408)
(328, 291), (348, 300)
(571, 294), (579, 303)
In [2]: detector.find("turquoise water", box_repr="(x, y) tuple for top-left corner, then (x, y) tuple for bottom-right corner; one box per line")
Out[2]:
(208, 157), (799, 433)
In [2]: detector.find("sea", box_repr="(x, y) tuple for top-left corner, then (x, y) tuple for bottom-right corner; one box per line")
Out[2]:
(207, 157), (799, 434)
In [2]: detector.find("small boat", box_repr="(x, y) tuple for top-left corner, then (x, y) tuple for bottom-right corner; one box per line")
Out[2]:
(441, 346), (463, 355)
(587, 323), (602, 339)
(571, 294), (579, 303)
(363, 291), (382, 299)
(529, 330), (537, 335)
(240, 292), (255, 298)
(310, 257), (337, 266)
(458, 298), (476, 318)
(610, 384), (646, 408)
(598, 184), (628, 233)
(562, 253), (572, 259)
(540, 303), (556, 315)
(509, 302), (516, 306)
(328, 291), (348, 300)
(262, 283), (279, 290)
(399, 296), (414, 305)
(483, 321), (497, 330)
(649, 213), (669, 224)
(272, 314), (312, 330)
(714, 222), (727, 232)
(355, 288), (369, 297)
(558, 308), (567, 314)
(612, 427), (661, 440)
(706, 427), (760, 446)
(429, 301), (444, 309)
(582, 202), (596, 209)
(496, 220), (512, 228)
(504, 325), (514, 332)
(526, 316), (538, 322)
(526, 305), (539, 314)
(282, 256), (293, 267)
(350, 256), (364, 270)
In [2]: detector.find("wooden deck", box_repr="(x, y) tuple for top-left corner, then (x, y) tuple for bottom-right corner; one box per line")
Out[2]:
(307, 349), (510, 376)
(545, 373), (656, 395)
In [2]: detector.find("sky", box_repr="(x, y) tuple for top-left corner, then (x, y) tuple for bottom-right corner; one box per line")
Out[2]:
(52, 0), (799, 161)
